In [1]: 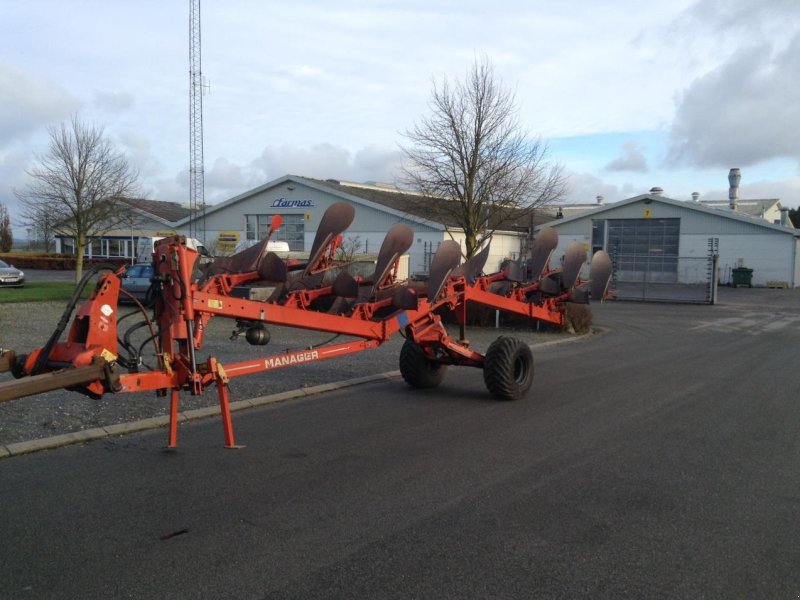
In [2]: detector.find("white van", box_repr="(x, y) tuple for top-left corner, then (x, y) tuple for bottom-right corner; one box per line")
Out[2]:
(233, 239), (291, 258)
(135, 236), (213, 264)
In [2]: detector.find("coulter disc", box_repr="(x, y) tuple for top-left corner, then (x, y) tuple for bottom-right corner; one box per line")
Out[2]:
(527, 227), (558, 281)
(427, 240), (462, 301)
(561, 242), (588, 290)
(370, 223), (415, 295)
(589, 250), (613, 300)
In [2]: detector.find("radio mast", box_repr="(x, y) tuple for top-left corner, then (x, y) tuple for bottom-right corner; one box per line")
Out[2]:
(189, 0), (205, 242)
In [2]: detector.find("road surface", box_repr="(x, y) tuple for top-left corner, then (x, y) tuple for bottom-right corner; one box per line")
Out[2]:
(1, 288), (798, 599)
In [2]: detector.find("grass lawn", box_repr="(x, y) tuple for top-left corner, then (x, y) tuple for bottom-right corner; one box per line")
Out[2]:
(0, 282), (92, 304)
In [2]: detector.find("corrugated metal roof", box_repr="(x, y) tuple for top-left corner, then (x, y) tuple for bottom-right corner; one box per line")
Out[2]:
(119, 197), (194, 223)
(699, 198), (781, 218)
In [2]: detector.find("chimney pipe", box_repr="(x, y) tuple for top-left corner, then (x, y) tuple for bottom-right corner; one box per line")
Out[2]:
(691, 192), (700, 202)
(780, 207), (789, 226)
(650, 187), (663, 196)
(596, 195), (604, 205)
(728, 168), (741, 211)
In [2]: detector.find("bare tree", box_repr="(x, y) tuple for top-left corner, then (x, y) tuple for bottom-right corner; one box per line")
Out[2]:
(15, 116), (140, 280)
(335, 235), (364, 262)
(401, 55), (566, 258)
(0, 202), (12, 253)
(20, 203), (56, 253)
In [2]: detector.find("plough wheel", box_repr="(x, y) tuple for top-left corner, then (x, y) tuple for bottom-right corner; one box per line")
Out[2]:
(483, 336), (533, 401)
(399, 339), (447, 389)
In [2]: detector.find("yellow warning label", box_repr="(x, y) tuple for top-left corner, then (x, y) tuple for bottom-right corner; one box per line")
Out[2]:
(100, 348), (118, 362)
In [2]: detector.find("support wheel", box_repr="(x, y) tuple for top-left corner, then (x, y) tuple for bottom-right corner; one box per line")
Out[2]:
(483, 336), (533, 400)
(399, 339), (447, 389)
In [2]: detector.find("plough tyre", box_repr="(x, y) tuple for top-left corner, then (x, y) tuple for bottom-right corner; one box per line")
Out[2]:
(482, 336), (534, 401)
(399, 339), (448, 389)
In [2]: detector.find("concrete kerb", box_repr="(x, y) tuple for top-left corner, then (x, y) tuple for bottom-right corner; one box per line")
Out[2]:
(0, 332), (598, 459)
(0, 371), (405, 459)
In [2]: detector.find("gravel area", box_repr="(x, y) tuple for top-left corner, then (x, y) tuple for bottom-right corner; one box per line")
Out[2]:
(0, 300), (563, 445)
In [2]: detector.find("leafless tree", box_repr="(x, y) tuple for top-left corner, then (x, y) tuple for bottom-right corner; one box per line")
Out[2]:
(335, 235), (364, 262)
(401, 55), (566, 258)
(20, 203), (56, 253)
(15, 116), (140, 281)
(0, 202), (12, 253)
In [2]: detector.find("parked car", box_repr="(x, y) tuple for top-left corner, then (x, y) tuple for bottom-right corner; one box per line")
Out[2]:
(119, 263), (154, 304)
(0, 259), (25, 288)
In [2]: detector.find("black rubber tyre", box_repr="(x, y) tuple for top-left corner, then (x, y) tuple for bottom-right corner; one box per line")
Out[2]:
(483, 336), (534, 401)
(399, 339), (447, 389)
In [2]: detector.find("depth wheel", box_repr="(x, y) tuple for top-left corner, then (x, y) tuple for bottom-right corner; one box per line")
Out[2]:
(399, 339), (447, 389)
(483, 336), (533, 401)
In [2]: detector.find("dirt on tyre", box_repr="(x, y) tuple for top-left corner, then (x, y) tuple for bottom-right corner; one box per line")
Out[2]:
(483, 336), (533, 400)
(399, 339), (447, 389)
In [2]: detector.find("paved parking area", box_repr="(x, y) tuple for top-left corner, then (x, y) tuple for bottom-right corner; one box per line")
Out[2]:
(1, 285), (798, 598)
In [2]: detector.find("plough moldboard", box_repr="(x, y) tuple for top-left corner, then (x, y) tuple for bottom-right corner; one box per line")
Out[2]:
(0, 203), (612, 448)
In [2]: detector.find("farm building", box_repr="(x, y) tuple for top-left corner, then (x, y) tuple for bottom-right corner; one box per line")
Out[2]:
(174, 175), (533, 276)
(540, 188), (800, 301)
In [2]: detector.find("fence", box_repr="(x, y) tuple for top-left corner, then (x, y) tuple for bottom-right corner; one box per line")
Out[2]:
(610, 250), (718, 304)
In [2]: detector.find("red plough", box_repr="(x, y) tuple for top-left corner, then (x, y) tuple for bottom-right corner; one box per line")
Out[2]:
(0, 203), (612, 448)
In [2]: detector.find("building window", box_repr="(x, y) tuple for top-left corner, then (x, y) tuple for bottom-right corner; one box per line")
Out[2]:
(86, 238), (103, 257)
(245, 214), (305, 251)
(107, 238), (126, 257)
(591, 219), (605, 255)
(61, 238), (76, 255)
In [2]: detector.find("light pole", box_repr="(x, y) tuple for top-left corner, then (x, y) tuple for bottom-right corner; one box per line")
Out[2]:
(129, 218), (135, 265)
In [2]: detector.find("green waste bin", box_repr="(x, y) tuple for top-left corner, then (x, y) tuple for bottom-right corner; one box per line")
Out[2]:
(732, 267), (753, 288)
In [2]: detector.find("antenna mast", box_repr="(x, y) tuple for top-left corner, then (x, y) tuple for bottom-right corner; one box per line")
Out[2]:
(189, 0), (205, 242)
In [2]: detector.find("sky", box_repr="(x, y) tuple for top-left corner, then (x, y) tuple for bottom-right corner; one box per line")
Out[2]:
(1, 0), (799, 230)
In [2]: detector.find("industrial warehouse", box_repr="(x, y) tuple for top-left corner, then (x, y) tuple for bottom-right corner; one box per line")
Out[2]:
(51, 167), (799, 302)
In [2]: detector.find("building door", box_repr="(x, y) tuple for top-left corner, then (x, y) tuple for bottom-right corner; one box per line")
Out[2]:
(606, 217), (680, 283)
(246, 214), (305, 251)
(596, 217), (715, 303)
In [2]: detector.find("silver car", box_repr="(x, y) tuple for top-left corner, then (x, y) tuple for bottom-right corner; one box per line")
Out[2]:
(0, 259), (25, 288)
(119, 263), (154, 304)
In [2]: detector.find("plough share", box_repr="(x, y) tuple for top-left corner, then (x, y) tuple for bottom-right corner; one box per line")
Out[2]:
(0, 203), (612, 448)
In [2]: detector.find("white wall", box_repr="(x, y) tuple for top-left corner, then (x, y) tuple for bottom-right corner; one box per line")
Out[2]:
(543, 200), (800, 288)
(445, 230), (524, 274)
(713, 234), (795, 286)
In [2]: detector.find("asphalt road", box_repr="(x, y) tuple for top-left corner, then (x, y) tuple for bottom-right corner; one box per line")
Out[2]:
(1, 288), (799, 599)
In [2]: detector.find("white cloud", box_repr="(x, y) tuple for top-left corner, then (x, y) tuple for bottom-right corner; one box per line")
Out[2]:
(605, 141), (649, 173)
(667, 36), (800, 168)
(0, 62), (79, 145)
(93, 90), (135, 113)
(250, 143), (404, 186)
(700, 174), (800, 203)
(562, 170), (638, 204)
(2, 1), (799, 217)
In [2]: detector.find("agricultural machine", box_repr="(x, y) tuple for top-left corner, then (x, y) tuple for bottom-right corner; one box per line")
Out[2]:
(0, 203), (612, 448)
